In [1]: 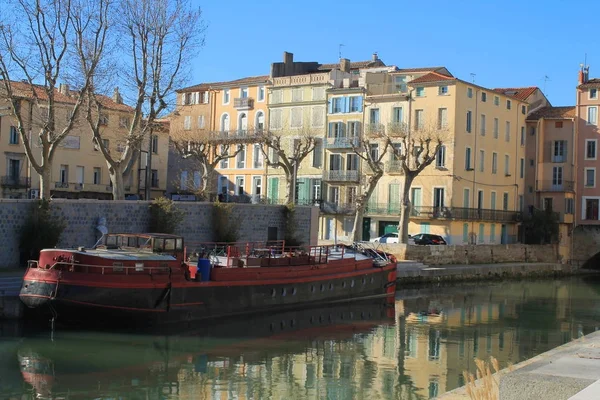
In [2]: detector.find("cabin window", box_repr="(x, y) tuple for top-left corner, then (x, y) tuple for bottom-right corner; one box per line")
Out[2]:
(165, 239), (176, 251)
(127, 236), (138, 247)
(153, 238), (164, 252)
(106, 236), (117, 247)
(176, 238), (183, 250)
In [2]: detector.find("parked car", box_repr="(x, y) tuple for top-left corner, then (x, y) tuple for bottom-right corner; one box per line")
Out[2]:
(369, 233), (416, 244)
(411, 233), (447, 245)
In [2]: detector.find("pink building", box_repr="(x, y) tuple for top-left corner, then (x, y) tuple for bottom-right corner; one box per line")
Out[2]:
(576, 66), (600, 224)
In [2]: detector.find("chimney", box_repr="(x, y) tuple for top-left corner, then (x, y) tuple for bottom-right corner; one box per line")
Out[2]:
(283, 51), (294, 76)
(340, 58), (350, 73)
(580, 64), (590, 84)
(113, 87), (123, 104)
(372, 52), (378, 61)
(59, 83), (69, 95)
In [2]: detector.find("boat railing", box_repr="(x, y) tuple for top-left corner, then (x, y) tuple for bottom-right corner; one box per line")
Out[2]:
(184, 241), (357, 268)
(28, 260), (171, 275)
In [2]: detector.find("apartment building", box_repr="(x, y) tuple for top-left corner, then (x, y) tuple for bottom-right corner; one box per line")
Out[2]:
(0, 82), (166, 199)
(576, 67), (600, 226)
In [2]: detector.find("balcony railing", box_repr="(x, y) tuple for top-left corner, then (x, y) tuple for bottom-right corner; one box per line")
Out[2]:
(536, 180), (575, 192)
(386, 160), (404, 174)
(320, 201), (356, 215)
(364, 204), (522, 222)
(323, 170), (359, 182)
(207, 129), (265, 142)
(364, 123), (385, 137)
(54, 182), (69, 189)
(387, 122), (408, 137)
(324, 136), (360, 149)
(365, 203), (401, 215)
(233, 97), (254, 110)
(0, 176), (30, 188)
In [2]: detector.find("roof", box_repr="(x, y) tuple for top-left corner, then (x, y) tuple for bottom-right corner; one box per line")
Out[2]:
(178, 75), (270, 93)
(578, 78), (600, 89)
(317, 59), (386, 71)
(492, 87), (538, 102)
(408, 71), (457, 84)
(526, 106), (576, 121)
(396, 66), (451, 76)
(3, 80), (133, 112)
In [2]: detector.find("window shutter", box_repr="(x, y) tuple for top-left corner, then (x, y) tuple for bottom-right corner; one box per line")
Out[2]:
(343, 97), (350, 113)
(563, 141), (568, 162)
(313, 139), (323, 168)
(181, 94), (185, 105)
(328, 122), (334, 138)
(356, 96), (363, 112)
(340, 122), (346, 137)
(328, 99), (333, 114)
(545, 141), (552, 163)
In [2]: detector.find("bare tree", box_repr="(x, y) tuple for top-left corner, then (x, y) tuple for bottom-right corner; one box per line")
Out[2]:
(170, 129), (244, 199)
(258, 127), (318, 205)
(396, 122), (448, 243)
(0, 0), (111, 198)
(81, 0), (205, 200)
(349, 135), (393, 242)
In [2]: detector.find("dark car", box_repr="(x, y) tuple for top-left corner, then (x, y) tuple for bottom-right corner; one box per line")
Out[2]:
(411, 233), (447, 245)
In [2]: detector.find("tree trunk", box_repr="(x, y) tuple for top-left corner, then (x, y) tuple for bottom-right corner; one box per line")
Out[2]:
(399, 174), (415, 244)
(351, 203), (365, 242)
(110, 164), (125, 200)
(285, 172), (293, 205)
(39, 166), (52, 199)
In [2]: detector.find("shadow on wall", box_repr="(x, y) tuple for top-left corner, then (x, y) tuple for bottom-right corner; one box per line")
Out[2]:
(582, 251), (600, 270)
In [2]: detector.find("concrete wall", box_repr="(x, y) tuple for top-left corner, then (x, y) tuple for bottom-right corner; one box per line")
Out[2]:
(379, 243), (560, 265)
(0, 199), (318, 269)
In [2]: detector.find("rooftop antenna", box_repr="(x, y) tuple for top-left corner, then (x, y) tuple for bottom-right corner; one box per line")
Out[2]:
(543, 75), (551, 93)
(338, 44), (345, 59)
(470, 73), (476, 83)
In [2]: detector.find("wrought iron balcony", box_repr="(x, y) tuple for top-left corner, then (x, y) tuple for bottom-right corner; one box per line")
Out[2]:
(365, 203), (401, 215)
(387, 122), (408, 137)
(234, 97), (254, 110)
(320, 201), (356, 215)
(536, 180), (575, 192)
(363, 204), (521, 222)
(386, 160), (404, 174)
(207, 129), (264, 142)
(0, 176), (30, 188)
(364, 123), (385, 137)
(323, 170), (359, 182)
(324, 136), (360, 149)
(54, 182), (69, 189)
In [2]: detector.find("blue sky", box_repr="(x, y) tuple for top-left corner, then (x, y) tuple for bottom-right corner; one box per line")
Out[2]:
(189, 0), (599, 106)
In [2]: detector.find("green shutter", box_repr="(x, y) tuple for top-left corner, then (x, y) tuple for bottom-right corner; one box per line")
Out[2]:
(297, 178), (310, 205)
(463, 223), (469, 243)
(268, 177), (279, 204)
(389, 183), (400, 214)
(367, 183), (378, 214)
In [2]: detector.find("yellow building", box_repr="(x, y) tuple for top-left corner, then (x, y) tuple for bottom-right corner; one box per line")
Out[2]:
(0, 82), (167, 199)
(356, 71), (528, 244)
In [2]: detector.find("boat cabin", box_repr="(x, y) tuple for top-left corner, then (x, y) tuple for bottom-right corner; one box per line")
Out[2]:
(99, 233), (185, 256)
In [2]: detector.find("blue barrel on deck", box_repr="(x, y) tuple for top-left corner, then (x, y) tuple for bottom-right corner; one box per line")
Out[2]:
(197, 258), (212, 281)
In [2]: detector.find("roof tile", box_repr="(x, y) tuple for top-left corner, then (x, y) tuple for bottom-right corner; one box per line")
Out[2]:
(492, 87), (538, 102)
(408, 72), (456, 84)
(526, 106), (575, 121)
(178, 75), (270, 93)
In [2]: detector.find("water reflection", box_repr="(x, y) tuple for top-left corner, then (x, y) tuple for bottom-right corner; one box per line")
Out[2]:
(2, 277), (600, 400)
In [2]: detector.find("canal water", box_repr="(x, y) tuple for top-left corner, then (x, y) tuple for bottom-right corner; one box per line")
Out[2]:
(2, 276), (600, 400)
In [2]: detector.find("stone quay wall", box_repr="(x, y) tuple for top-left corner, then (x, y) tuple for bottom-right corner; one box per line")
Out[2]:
(379, 243), (560, 265)
(0, 199), (319, 269)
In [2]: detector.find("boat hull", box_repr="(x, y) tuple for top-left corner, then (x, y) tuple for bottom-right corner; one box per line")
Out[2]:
(20, 264), (397, 326)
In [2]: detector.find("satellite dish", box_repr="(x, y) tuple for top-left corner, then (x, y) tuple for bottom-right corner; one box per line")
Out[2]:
(96, 225), (108, 235)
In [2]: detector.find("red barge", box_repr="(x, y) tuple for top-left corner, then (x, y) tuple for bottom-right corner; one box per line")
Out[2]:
(19, 233), (397, 326)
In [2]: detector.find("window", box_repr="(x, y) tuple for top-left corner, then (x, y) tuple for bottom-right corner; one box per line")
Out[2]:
(492, 152), (498, 174)
(465, 147), (472, 170)
(466, 110), (472, 133)
(505, 121), (511, 142)
(197, 115), (205, 129)
(332, 97), (343, 113)
(60, 164), (68, 184)
(257, 86), (265, 102)
(586, 139), (597, 160)
(201, 91), (209, 103)
(236, 145), (246, 168)
(438, 108), (447, 129)
(9, 126), (18, 144)
(93, 167), (101, 184)
(369, 108), (380, 124)
(346, 154), (359, 171)
(494, 96), (499, 106)
(588, 106), (598, 125)
(481, 92), (487, 102)
(493, 118), (499, 139)
(553, 140), (567, 162)
(184, 116), (191, 130)
(99, 114), (109, 126)
(223, 89), (230, 104)
(370, 144), (379, 160)
(416, 87), (425, 97)
(292, 88), (303, 102)
(415, 109), (424, 130)
(311, 107), (324, 128)
(506, 99), (512, 110)
(555, 121), (563, 128)
(329, 154), (342, 171)
(179, 171), (188, 190)
(586, 168), (596, 187)
(503, 192), (509, 211)
(348, 121), (360, 137)
(290, 107), (302, 128)
(504, 155), (510, 176)
(328, 122), (344, 138)
(269, 109), (282, 129)
(491, 192), (497, 210)
(119, 117), (130, 128)
(151, 135), (158, 154)
(349, 96), (362, 112)
(591, 88), (598, 99)
(530, 159), (534, 166)
(438, 86), (448, 95)
(479, 150), (485, 172)
(271, 89), (282, 104)
(566, 198), (574, 214)
(530, 126), (536, 135)
(436, 145), (446, 168)
(151, 170), (158, 187)
(478, 224), (484, 244)
(240, 87), (248, 98)
(520, 158), (524, 178)
(553, 166), (563, 187)
(522, 105), (527, 114)
(313, 139), (323, 168)
(393, 107), (403, 123)
(312, 87), (325, 100)
(585, 199), (599, 220)
(253, 144), (264, 169)
(467, 87), (473, 98)
(183, 92), (192, 105)
(463, 223), (469, 243)
(490, 224), (496, 243)
(520, 127), (525, 146)
(480, 114), (486, 136)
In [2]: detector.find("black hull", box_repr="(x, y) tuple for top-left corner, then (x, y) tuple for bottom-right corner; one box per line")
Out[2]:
(20, 266), (396, 327)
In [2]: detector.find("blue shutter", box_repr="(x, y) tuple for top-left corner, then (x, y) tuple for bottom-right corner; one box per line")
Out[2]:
(356, 96), (363, 112)
(343, 97), (350, 113)
(328, 99), (333, 114)
(340, 122), (346, 137)
(328, 122), (334, 138)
